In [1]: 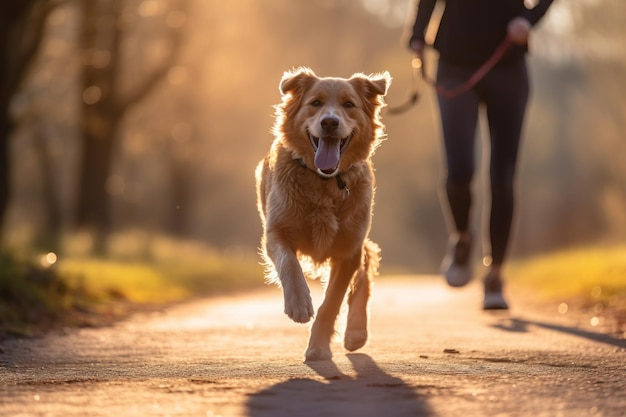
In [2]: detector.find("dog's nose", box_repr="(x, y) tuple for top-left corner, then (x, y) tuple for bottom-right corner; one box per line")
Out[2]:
(321, 117), (339, 133)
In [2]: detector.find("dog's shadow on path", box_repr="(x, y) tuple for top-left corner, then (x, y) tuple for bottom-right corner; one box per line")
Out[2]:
(246, 353), (433, 417)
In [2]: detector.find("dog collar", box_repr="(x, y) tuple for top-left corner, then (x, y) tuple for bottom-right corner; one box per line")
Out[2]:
(295, 158), (348, 191)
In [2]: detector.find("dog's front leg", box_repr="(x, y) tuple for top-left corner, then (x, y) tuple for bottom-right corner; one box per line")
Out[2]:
(305, 252), (360, 361)
(265, 231), (314, 323)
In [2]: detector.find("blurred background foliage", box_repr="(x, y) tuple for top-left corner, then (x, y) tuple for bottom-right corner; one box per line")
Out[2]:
(0, 0), (624, 302)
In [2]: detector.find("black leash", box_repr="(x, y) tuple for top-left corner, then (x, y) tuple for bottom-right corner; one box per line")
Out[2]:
(386, 57), (423, 115)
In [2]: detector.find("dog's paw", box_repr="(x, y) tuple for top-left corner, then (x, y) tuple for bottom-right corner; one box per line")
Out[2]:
(304, 345), (333, 362)
(344, 329), (368, 352)
(284, 290), (314, 323)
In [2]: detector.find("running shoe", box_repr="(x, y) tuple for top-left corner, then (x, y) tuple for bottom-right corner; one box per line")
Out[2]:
(441, 233), (473, 287)
(483, 273), (509, 310)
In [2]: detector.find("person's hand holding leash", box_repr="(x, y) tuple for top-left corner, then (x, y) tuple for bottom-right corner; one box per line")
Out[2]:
(409, 39), (425, 60)
(507, 17), (532, 44)
(409, 39), (425, 76)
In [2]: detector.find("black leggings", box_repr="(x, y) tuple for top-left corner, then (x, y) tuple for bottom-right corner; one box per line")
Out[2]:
(436, 58), (529, 265)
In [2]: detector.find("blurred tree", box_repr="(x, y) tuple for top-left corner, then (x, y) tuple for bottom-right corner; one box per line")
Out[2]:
(35, 119), (64, 248)
(166, 119), (195, 237)
(0, 0), (59, 238)
(76, 0), (187, 248)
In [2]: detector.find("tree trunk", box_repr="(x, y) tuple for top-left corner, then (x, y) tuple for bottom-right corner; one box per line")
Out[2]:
(0, 116), (10, 237)
(75, 0), (188, 246)
(33, 121), (63, 249)
(75, 112), (119, 235)
(0, 0), (54, 238)
(167, 155), (194, 237)
(75, 0), (122, 243)
(0, 3), (25, 237)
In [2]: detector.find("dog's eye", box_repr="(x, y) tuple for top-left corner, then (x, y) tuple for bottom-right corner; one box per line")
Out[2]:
(343, 101), (355, 108)
(310, 99), (322, 107)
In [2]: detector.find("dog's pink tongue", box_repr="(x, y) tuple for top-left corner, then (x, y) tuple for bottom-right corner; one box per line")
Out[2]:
(314, 137), (341, 172)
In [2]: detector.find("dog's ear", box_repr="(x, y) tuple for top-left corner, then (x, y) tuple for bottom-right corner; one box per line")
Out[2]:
(369, 71), (392, 96)
(279, 67), (318, 96)
(349, 71), (392, 98)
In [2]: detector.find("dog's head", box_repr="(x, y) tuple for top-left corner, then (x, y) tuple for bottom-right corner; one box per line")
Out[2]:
(274, 67), (391, 178)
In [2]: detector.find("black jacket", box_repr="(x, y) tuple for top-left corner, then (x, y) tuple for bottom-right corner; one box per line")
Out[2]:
(409, 0), (554, 67)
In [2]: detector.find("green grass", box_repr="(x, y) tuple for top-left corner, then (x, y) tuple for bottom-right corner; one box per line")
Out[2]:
(57, 253), (265, 304)
(0, 251), (87, 336)
(0, 235), (266, 337)
(56, 233), (267, 303)
(509, 245), (626, 310)
(3, 235), (625, 337)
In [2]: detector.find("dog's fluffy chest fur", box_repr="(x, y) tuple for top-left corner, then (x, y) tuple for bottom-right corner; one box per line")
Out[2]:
(266, 148), (373, 261)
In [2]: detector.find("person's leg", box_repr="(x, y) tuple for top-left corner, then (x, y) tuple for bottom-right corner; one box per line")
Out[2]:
(436, 62), (481, 286)
(481, 59), (529, 308)
(437, 64), (480, 234)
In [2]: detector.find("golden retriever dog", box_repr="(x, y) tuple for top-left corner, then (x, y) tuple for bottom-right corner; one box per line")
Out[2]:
(255, 67), (391, 361)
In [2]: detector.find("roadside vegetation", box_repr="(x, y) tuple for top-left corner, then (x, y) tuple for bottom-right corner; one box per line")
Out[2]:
(1, 238), (624, 339)
(0, 234), (265, 338)
(509, 244), (626, 336)
(510, 245), (625, 303)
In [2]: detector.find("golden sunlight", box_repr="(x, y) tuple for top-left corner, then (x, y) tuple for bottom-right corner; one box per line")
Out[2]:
(39, 252), (58, 268)
(82, 85), (102, 105)
(138, 0), (165, 18)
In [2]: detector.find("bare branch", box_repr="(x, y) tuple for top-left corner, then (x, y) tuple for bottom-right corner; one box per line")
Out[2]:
(117, 0), (189, 113)
(14, 3), (53, 81)
(4, 0), (66, 105)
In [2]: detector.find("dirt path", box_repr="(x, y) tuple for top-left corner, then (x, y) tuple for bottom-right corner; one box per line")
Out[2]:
(1, 276), (625, 417)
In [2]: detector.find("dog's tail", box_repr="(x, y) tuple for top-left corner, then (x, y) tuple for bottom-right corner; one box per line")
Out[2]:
(363, 239), (381, 278)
